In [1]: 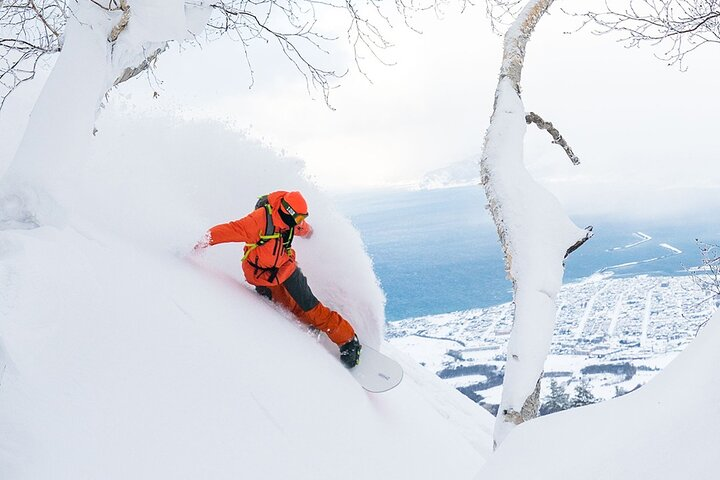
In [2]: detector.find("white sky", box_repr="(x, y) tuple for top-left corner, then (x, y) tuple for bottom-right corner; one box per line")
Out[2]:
(146, 2), (719, 201)
(4, 1), (717, 218)
(150, 5), (501, 188)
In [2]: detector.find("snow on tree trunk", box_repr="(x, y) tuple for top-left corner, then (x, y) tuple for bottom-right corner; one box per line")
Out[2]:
(1, 4), (114, 225)
(0, 0), (210, 226)
(479, 0), (589, 447)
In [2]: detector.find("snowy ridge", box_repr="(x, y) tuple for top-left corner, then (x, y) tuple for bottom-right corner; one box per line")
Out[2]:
(416, 154), (481, 190)
(0, 105), (493, 479)
(1, 107), (718, 479)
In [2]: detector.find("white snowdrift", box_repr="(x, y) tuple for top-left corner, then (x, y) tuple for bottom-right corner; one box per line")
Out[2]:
(0, 104), (493, 479)
(478, 309), (720, 480)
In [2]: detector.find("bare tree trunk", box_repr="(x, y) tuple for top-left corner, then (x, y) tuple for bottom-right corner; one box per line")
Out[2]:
(480, 0), (591, 447)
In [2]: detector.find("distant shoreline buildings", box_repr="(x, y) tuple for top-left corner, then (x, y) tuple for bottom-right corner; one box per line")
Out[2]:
(388, 274), (718, 415)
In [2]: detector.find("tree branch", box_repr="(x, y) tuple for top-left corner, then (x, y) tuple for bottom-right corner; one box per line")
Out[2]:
(28, 0), (61, 38)
(108, 0), (130, 42)
(525, 111), (580, 165)
(112, 45), (166, 86)
(573, 0), (720, 67)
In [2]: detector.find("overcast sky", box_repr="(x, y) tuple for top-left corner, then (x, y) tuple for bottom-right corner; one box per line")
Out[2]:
(151, 3), (717, 186)
(150, 5), (501, 188)
(5, 1), (716, 219)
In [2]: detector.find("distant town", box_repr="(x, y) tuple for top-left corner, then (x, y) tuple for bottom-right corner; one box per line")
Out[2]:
(387, 273), (718, 415)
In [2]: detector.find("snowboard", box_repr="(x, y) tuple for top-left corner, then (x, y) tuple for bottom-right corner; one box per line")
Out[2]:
(349, 344), (403, 393)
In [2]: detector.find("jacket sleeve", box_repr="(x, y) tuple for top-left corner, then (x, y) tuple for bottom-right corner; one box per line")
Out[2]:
(208, 211), (262, 246)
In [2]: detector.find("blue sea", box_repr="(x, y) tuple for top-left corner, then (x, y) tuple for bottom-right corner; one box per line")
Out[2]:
(335, 186), (719, 321)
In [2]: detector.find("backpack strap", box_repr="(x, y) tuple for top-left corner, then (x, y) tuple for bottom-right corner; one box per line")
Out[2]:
(242, 202), (280, 261)
(260, 202), (275, 238)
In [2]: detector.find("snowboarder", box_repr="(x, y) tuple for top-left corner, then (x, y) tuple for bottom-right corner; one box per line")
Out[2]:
(194, 190), (361, 368)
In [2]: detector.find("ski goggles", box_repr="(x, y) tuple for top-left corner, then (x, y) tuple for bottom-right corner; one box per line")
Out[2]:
(281, 198), (308, 224)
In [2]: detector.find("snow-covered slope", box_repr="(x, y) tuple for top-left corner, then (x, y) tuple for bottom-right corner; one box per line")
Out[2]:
(0, 103), (493, 479)
(477, 309), (720, 480)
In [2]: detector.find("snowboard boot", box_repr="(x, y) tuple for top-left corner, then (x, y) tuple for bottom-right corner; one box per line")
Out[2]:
(340, 335), (361, 368)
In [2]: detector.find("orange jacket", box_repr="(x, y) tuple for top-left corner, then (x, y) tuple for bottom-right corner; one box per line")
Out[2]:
(208, 191), (312, 286)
